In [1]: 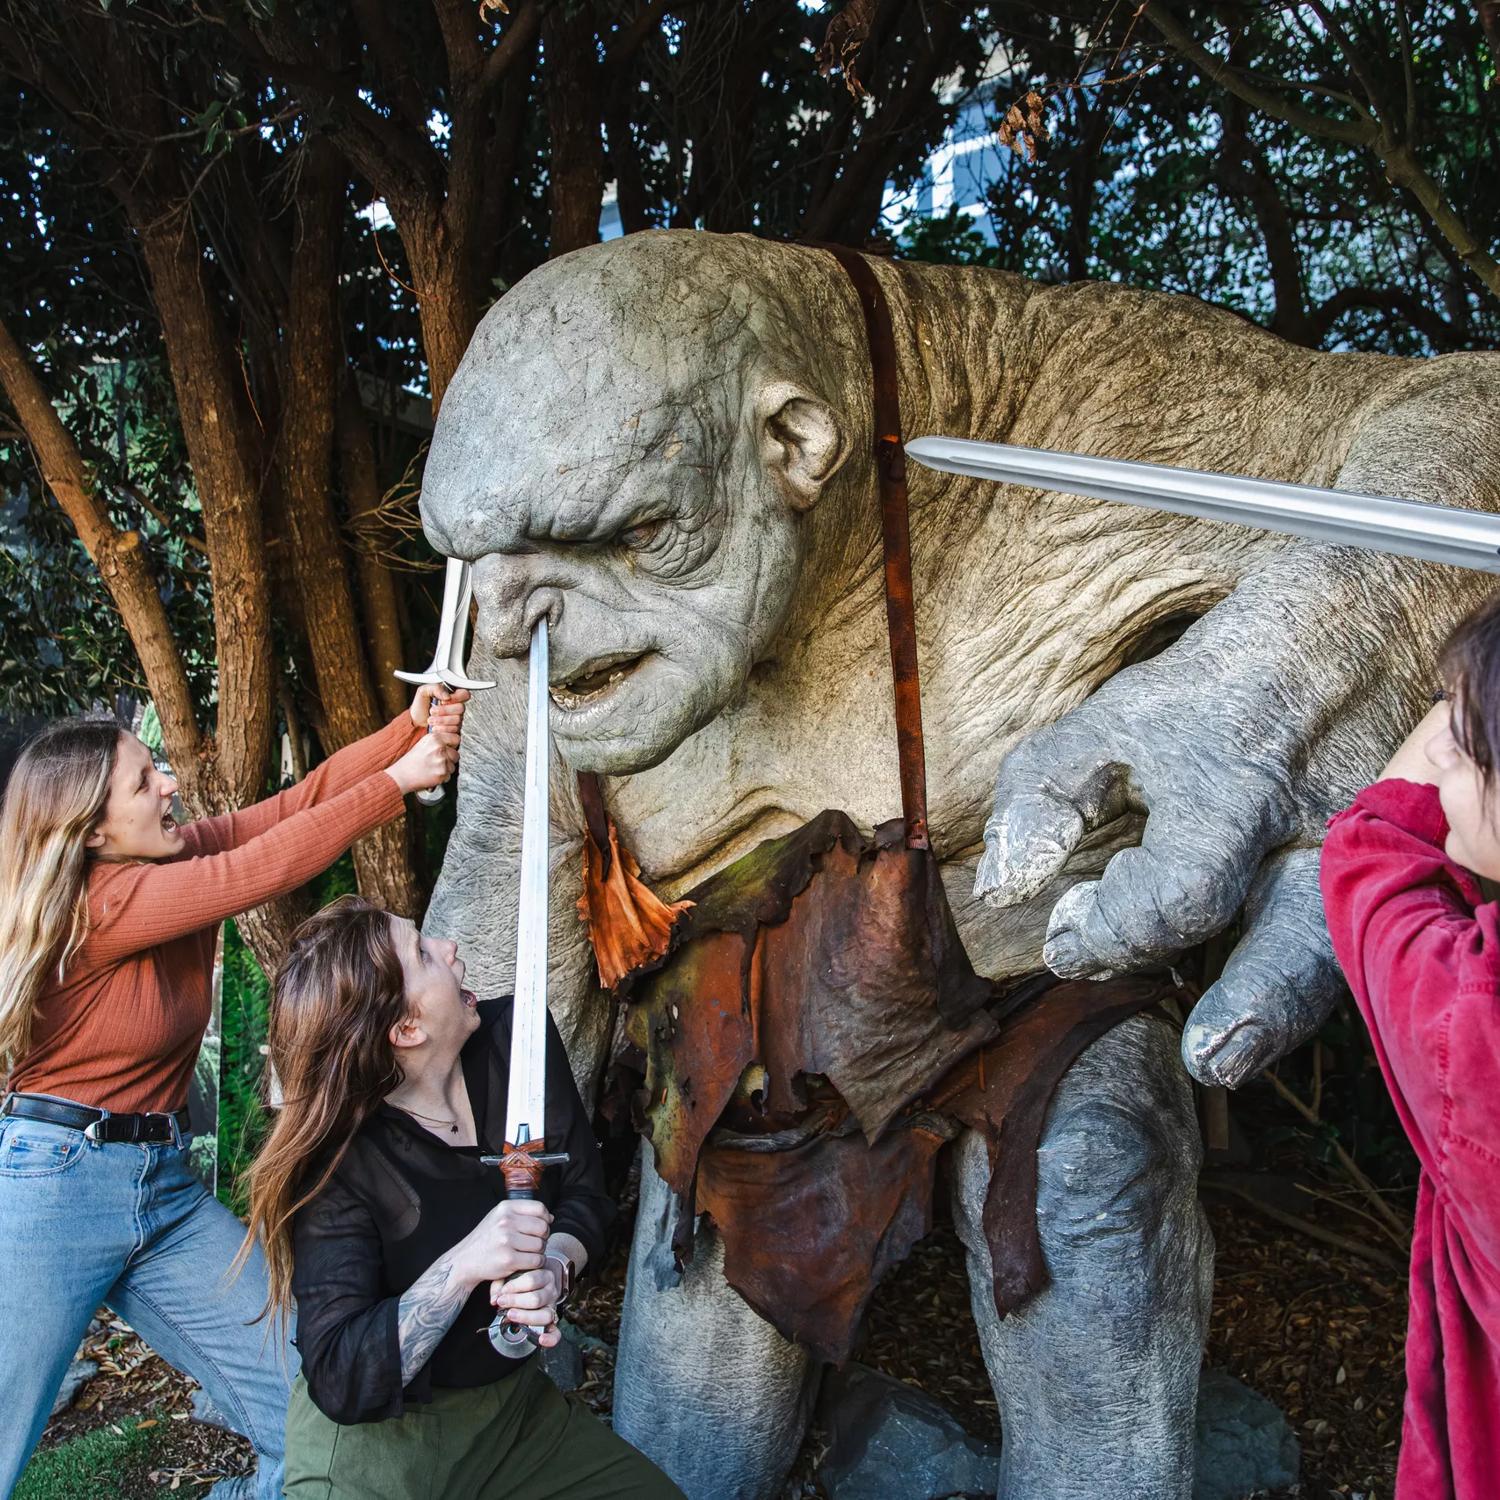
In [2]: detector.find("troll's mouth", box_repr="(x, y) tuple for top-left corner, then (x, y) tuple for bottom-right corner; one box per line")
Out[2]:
(548, 652), (647, 712)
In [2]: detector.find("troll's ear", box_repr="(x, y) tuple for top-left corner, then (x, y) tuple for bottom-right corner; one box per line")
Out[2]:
(759, 382), (849, 511)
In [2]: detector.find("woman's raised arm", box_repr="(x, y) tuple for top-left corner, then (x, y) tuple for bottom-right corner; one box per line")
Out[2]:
(81, 736), (452, 966)
(184, 689), (464, 856)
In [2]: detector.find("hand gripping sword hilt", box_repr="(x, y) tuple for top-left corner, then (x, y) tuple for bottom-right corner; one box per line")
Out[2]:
(480, 1137), (571, 1359)
(394, 556), (496, 807)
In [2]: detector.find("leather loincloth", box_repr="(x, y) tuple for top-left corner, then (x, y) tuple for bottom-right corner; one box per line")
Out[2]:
(609, 809), (1175, 1365)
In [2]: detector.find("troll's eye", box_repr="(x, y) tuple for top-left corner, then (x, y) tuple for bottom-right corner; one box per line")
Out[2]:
(618, 521), (662, 549)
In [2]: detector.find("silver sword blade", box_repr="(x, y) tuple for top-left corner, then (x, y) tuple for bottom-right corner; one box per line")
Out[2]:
(904, 437), (1500, 575)
(504, 617), (550, 1150)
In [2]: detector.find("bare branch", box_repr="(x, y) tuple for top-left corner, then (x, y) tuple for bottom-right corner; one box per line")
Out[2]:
(0, 314), (201, 765)
(1144, 1), (1500, 304)
(477, 0), (542, 97)
(1142, 2), (1375, 146)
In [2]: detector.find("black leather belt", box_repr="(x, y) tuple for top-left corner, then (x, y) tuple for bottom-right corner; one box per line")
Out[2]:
(1, 1092), (190, 1146)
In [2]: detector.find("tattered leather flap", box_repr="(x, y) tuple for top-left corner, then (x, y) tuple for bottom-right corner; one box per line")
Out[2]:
(695, 975), (1172, 1362)
(618, 809), (1009, 1191)
(696, 1114), (956, 1366)
(928, 975), (1182, 1318)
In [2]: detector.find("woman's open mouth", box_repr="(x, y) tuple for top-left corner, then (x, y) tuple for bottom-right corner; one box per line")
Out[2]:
(461, 988), (478, 1010)
(548, 651), (647, 712)
(161, 813), (180, 837)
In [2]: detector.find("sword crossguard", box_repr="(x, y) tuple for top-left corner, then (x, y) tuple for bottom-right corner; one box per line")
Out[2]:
(479, 1141), (571, 1198)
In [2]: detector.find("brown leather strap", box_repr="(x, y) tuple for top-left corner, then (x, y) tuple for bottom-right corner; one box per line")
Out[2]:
(576, 769), (613, 877)
(818, 244), (929, 851)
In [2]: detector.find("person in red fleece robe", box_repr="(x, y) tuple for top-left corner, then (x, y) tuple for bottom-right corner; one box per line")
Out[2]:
(1321, 592), (1500, 1500)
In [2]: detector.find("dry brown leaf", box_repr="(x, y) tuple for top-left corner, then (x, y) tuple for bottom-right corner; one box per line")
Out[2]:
(815, 0), (875, 99)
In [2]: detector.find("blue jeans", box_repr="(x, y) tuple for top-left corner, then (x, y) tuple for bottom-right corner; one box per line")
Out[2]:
(0, 1109), (295, 1500)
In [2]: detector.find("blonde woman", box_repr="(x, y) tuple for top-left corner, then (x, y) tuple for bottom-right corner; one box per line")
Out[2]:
(0, 689), (466, 1500)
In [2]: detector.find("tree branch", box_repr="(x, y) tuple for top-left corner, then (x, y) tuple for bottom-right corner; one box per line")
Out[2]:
(0, 314), (201, 768)
(605, 0), (694, 72)
(229, 11), (441, 213)
(431, 0), (484, 91)
(1144, 0), (1500, 304)
(1142, 2), (1375, 147)
(1307, 283), (1467, 350)
(477, 0), (543, 97)
(348, 0), (434, 136)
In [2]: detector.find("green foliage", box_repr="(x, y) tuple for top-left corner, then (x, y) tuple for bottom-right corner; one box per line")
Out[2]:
(14, 1415), (170, 1500)
(898, 208), (1003, 268)
(215, 847), (375, 1215)
(216, 916), (273, 1218)
(946, 1), (1498, 353)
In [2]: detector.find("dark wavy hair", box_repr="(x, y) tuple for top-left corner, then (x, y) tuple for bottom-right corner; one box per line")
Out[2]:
(1442, 591), (1500, 794)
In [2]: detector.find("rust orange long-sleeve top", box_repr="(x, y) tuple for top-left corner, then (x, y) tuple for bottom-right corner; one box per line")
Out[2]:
(9, 712), (424, 1115)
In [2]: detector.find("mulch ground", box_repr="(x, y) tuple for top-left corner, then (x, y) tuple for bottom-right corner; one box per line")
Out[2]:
(39, 1180), (1407, 1500)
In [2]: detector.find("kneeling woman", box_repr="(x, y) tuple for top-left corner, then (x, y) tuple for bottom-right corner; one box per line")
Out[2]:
(246, 896), (684, 1500)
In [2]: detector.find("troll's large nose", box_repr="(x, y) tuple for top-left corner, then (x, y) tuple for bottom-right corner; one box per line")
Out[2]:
(470, 556), (565, 661)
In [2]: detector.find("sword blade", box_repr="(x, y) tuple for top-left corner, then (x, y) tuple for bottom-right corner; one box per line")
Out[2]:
(904, 437), (1500, 575)
(504, 617), (550, 1150)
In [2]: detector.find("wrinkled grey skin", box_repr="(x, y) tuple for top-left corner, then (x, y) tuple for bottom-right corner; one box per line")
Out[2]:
(421, 231), (1500, 1498)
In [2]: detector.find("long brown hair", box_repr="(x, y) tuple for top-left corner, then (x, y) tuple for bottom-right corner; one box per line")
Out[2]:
(0, 720), (121, 1071)
(1443, 590), (1500, 798)
(237, 895), (412, 1321)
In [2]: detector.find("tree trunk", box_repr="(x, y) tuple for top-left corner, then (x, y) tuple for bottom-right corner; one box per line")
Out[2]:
(544, 0), (605, 256)
(279, 142), (422, 915)
(402, 208), (480, 412)
(135, 214), (275, 809)
(338, 388), (410, 720)
(0, 314), (203, 786)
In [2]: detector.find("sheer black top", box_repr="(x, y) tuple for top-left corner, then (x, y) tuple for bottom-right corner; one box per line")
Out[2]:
(290, 998), (615, 1424)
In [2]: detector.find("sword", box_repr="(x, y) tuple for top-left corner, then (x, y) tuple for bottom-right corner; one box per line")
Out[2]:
(480, 616), (568, 1358)
(395, 557), (497, 805)
(903, 437), (1500, 575)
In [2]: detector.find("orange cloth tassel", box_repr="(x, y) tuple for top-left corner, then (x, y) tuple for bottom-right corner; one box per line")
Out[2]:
(577, 818), (693, 990)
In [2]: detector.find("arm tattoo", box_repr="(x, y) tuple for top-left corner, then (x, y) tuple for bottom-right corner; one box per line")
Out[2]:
(396, 1250), (471, 1385)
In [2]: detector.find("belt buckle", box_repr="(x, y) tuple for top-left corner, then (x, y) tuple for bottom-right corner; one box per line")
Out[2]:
(145, 1111), (184, 1150)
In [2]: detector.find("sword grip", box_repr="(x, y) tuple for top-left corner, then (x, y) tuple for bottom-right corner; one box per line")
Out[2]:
(415, 704), (453, 806)
(482, 1149), (570, 1359)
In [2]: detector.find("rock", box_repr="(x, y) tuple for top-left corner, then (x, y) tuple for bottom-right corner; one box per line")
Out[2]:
(539, 1322), (586, 1393)
(816, 1364), (1298, 1500)
(49, 1358), (98, 1417)
(1194, 1369), (1299, 1500)
(816, 1364), (1000, 1500)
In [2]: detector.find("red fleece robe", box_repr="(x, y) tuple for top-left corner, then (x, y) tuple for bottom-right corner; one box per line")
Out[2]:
(1321, 779), (1500, 1499)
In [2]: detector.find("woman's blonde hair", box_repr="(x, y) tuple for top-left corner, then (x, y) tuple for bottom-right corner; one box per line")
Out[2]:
(237, 895), (413, 1323)
(0, 720), (121, 1071)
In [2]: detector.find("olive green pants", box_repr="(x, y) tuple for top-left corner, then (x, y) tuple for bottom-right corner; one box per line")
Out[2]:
(284, 1360), (686, 1500)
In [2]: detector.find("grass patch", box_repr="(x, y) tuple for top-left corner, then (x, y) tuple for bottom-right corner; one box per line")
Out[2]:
(16, 1416), (169, 1500)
